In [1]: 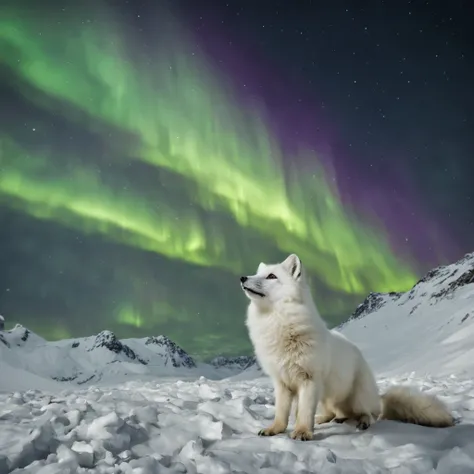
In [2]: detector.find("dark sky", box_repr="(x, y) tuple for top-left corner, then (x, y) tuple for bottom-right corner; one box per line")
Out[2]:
(0, 0), (473, 358)
(172, 0), (474, 254)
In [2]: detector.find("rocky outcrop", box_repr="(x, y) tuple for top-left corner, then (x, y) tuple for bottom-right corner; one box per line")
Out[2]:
(89, 331), (147, 365)
(349, 292), (402, 321)
(144, 335), (196, 368)
(210, 355), (257, 370)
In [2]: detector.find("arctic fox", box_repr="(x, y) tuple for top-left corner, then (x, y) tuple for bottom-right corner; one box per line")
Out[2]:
(240, 254), (454, 441)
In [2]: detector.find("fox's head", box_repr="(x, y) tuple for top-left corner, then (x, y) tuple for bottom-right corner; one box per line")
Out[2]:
(240, 254), (305, 308)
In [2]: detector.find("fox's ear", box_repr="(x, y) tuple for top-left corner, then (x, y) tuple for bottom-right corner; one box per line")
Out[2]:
(282, 254), (302, 280)
(257, 262), (267, 273)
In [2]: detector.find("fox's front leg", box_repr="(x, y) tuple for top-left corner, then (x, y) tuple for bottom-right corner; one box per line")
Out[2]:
(258, 380), (293, 436)
(291, 379), (320, 441)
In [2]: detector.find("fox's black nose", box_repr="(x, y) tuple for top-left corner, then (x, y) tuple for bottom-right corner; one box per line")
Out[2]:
(240, 276), (248, 283)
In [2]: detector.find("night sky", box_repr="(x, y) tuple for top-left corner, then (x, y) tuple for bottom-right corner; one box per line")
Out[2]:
(0, 0), (473, 358)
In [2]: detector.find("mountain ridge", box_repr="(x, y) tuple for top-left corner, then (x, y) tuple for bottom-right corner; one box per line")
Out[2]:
(344, 251), (474, 325)
(340, 251), (474, 377)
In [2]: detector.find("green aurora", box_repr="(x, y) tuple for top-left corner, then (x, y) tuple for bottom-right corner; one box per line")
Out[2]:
(0, 2), (419, 358)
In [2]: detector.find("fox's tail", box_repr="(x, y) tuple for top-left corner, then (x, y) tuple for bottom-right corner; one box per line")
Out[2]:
(380, 386), (454, 428)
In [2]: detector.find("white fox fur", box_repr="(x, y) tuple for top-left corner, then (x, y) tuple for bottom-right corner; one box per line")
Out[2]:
(240, 254), (454, 441)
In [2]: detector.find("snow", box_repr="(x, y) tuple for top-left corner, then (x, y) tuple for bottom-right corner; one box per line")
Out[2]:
(1, 252), (474, 473)
(1, 374), (473, 473)
(0, 361), (64, 393)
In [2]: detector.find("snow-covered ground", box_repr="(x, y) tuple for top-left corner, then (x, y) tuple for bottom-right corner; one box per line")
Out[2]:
(1, 253), (474, 473)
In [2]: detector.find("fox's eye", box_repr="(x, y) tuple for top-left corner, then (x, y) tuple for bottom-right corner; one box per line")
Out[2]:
(266, 273), (277, 280)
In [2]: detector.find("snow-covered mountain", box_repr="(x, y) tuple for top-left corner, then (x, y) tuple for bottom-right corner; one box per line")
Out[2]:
(340, 251), (474, 378)
(0, 326), (220, 390)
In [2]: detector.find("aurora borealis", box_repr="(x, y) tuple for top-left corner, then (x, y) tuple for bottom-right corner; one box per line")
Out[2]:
(1, 0), (473, 358)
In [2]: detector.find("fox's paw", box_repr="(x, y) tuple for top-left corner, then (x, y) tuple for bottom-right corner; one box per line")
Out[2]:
(356, 415), (371, 431)
(258, 425), (284, 437)
(290, 428), (313, 441)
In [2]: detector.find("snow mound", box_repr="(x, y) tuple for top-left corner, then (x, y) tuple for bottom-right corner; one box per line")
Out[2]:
(0, 360), (65, 393)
